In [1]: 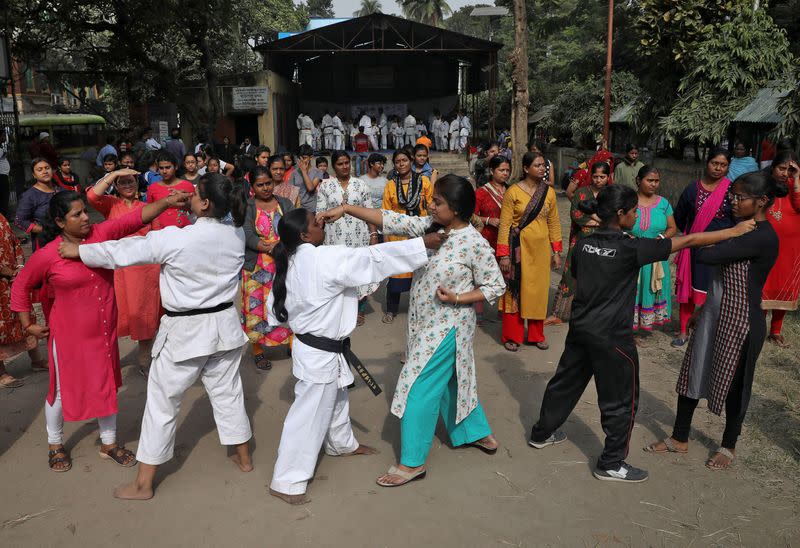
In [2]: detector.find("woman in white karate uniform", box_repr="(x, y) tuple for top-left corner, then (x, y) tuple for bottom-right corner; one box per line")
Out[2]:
(58, 173), (254, 501)
(267, 208), (445, 505)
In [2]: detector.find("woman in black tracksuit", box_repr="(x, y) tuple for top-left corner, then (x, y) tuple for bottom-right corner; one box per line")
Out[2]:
(528, 184), (754, 483)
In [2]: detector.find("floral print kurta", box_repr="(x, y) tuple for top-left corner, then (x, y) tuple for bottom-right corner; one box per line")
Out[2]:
(382, 210), (506, 423)
(317, 177), (378, 298)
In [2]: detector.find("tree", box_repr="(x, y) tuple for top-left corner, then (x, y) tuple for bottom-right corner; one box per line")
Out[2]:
(354, 0), (382, 16)
(306, 0), (334, 18)
(400, 0), (453, 27)
(443, 5), (493, 37)
(509, 0), (529, 179)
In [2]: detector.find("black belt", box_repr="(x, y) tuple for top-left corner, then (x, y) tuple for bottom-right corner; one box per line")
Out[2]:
(164, 302), (233, 317)
(294, 333), (381, 396)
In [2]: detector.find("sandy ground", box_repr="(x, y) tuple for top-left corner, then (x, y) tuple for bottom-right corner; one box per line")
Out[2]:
(1, 194), (799, 547)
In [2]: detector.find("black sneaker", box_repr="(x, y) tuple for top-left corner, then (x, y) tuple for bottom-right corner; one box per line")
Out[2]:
(528, 430), (567, 449)
(593, 462), (649, 483)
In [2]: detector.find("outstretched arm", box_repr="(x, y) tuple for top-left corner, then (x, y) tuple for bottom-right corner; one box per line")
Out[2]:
(669, 220), (755, 253)
(318, 203), (383, 228)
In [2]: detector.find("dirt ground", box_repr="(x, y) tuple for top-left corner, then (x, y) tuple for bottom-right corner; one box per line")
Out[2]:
(1, 194), (799, 547)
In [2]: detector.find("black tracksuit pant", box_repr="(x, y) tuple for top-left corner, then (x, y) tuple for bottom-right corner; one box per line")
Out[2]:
(531, 333), (639, 471)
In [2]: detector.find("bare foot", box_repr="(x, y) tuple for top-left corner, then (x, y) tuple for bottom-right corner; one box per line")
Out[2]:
(113, 481), (153, 500)
(376, 464), (425, 486)
(231, 453), (253, 472)
(340, 444), (379, 457)
(269, 488), (310, 505)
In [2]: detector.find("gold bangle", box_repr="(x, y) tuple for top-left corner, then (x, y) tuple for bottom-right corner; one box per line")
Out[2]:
(455, 294), (460, 306)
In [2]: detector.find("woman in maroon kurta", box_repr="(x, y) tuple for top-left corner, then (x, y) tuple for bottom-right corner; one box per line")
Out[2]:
(11, 189), (190, 472)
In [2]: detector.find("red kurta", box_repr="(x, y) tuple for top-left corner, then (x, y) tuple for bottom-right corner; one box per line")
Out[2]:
(474, 183), (505, 250)
(11, 211), (145, 421)
(762, 183), (800, 310)
(87, 193), (162, 340)
(147, 180), (195, 229)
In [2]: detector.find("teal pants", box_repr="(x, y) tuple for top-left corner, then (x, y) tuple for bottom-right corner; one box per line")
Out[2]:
(400, 328), (492, 467)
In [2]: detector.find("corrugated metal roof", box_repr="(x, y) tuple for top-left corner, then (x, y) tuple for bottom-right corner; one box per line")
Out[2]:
(610, 101), (634, 124)
(733, 85), (791, 124)
(528, 104), (554, 124)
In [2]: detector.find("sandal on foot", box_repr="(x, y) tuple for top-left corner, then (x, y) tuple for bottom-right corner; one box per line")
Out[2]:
(138, 367), (149, 379)
(100, 445), (137, 467)
(534, 341), (549, 350)
(670, 337), (687, 348)
(254, 354), (272, 371)
(48, 446), (72, 472)
(376, 465), (427, 487)
(466, 441), (498, 455)
(543, 317), (563, 326)
(381, 312), (396, 324)
(706, 447), (735, 470)
(767, 334), (790, 348)
(644, 438), (687, 454)
(0, 375), (24, 389)
(356, 314), (366, 327)
(31, 360), (49, 372)
(503, 341), (519, 352)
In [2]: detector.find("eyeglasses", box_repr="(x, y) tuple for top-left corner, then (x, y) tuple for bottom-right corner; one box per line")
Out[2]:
(727, 192), (758, 204)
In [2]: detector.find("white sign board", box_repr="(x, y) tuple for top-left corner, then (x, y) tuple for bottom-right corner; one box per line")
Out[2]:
(232, 87), (269, 111)
(158, 121), (169, 141)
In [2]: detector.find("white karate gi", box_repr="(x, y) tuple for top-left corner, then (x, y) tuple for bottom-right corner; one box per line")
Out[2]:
(300, 115), (314, 147)
(415, 123), (425, 141)
(322, 114), (334, 150)
(449, 119), (460, 151)
(379, 113), (388, 150)
(78, 218), (252, 466)
(391, 121), (403, 149)
(403, 115), (416, 148)
(269, 238), (429, 496)
(332, 115), (344, 150)
(459, 127), (469, 150)
(437, 119), (448, 151)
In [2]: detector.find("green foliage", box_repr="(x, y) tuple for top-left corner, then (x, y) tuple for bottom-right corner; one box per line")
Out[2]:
(353, 0), (383, 16)
(443, 4), (494, 37)
(400, 0), (453, 26)
(657, 9), (795, 144)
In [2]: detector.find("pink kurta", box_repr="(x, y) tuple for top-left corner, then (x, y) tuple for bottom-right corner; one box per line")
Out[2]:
(11, 211), (144, 421)
(88, 193), (162, 340)
(147, 180), (195, 229)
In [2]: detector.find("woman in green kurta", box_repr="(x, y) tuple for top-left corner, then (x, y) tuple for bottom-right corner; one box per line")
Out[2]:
(548, 162), (611, 323)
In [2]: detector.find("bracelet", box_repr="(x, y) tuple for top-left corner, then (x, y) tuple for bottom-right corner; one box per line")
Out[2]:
(369, 232), (378, 237)
(455, 294), (460, 306)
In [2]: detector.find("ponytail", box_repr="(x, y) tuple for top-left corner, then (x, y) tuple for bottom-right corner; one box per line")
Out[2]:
(41, 191), (83, 245)
(196, 173), (248, 227)
(270, 208), (312, 323)
(740, 169), (789, 208)
(578, 185), (638, 225)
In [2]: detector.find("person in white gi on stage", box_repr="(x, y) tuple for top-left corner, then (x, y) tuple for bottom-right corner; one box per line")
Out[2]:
(266, 208), (443, 505)
(58, 173), (254, 501)
(299, 114), (314, 147)
(391, 117), (403, 149)
(449, 117), (460, 152)
(404, 113), (416, 148)
(378, 108), (388, 150)
(322, 111), (334, 151)
(332, 111), (344, 150)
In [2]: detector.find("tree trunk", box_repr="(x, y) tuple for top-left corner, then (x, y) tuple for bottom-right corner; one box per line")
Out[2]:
(510, 0), (529, 181)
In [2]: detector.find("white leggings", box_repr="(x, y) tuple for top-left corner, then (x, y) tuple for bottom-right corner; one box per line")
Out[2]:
(45, 341), (117, 446)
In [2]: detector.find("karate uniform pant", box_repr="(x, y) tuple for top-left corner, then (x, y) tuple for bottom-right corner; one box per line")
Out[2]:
(135, 345), (252, 465)
(450, 134), (459, 151)
(45, 340), (117, 445)
(299, 130), (313, 147)
(270, 379), (359, 495)
(324, 133), (334, 150)
(531, 334), (639, 471)
(405, 131), (415, 147)
(333, 134), (343, 150)
(368, 134), (379, 151)
(380, 132), (387, 150)
(400, 328), (492, 467)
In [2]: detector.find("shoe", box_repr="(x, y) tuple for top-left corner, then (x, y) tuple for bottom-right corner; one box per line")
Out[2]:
(593, 462), (649, 483)
(528, 430), (567, 449)
(670, 337), (687, 348)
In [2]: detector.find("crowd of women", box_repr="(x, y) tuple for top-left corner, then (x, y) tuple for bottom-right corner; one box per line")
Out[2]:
(0, 138), (796, 503)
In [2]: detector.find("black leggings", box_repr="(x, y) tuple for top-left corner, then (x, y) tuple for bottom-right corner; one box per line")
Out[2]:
(672, 353), (748, 449)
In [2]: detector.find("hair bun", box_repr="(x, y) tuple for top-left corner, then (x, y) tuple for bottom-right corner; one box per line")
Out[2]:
(773, 180), (790, 199)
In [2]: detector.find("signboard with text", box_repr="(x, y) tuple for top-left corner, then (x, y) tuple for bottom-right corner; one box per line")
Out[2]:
(232, 87), (269, 111)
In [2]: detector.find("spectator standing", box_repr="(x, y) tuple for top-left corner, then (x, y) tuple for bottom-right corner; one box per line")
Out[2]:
(613, 145), (645, 190)
(164, 128), (186, 165)
(96, 136), (118, 167)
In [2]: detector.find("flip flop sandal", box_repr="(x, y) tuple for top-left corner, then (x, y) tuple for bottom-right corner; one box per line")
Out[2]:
(504, 342), (519, 352)
(48, 447), (72, 472)
(0, 377), (24, 389)
(643, 438), (687, 454)
(356, 314), (366, 326)
(466, 441), (498, 455)
(381, 313), (396, 324)
(670, 337), (688, 348)
(254, 354), (272, 371)
(376, 465), (427, 487)
(100, 446), (138, 467)
(768, 334), (790, 348)
(543, 317), (563, 326)
(534, 341), (550, 350)
(706, 447), (735, 470)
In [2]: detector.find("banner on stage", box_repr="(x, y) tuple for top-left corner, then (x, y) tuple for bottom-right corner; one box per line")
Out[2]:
(349, 104), (407, 119)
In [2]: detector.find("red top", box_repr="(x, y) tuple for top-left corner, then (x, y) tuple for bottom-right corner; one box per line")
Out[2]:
(474, 183), (505, 250)
(571, 150), (616, 189)
(762, 182), (800, 307)
(11, 210), (145, 421)
(146, 180), (195, 229)
(354, 134), (370, 153)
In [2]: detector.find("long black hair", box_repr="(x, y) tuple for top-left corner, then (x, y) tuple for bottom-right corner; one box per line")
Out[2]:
(196, 173), (248, 227)
(41, 191), (83, 245)
(271, 208), (312, 323)
(578, 185), (638, 225)
(737, 170), (789, 208)
(434, 174), (475, 223)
